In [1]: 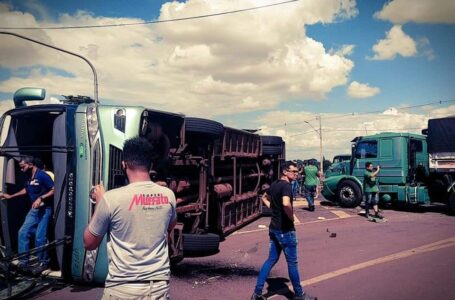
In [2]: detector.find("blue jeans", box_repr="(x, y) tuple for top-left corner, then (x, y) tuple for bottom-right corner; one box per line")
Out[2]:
(304, 185), (316, 206)
(18, 207), (52, 265)
(364, 192), (379, 216)
(291, 181), (300, 199)
(254, 230), (304, 297)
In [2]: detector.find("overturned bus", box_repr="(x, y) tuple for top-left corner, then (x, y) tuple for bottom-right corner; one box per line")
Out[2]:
(0, 87), (285, 284)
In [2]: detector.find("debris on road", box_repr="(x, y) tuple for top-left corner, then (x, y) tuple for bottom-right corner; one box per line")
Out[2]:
(317, 216), (326, 220)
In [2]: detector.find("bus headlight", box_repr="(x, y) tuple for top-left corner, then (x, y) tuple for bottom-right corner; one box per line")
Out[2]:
(86, 104), (99, 145)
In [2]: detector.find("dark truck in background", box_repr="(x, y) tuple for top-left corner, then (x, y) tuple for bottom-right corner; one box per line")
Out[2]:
(322, 115), (455, 213)
(424, 116), (455, 212)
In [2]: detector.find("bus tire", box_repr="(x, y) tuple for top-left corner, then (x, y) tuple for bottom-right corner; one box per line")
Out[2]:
(183, 233), (220, 256)
(337, 180), (362, 208)
(185, 117), (224, 137)
(261, 135), (283, 146)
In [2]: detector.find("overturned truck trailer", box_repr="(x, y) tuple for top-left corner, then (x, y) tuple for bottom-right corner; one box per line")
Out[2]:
(0, 88), (285, 284)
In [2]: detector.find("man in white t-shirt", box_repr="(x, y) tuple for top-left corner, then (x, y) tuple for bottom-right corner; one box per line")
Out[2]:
(84, 137), (177, 299)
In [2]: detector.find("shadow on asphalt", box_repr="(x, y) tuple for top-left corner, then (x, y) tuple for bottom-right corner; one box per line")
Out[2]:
(263, 277), (294, 299)
(318, 196), (453, 216)
(319, 200), (337, 207)
(171, 261), (258, 280)
(383, 202), (452, 216)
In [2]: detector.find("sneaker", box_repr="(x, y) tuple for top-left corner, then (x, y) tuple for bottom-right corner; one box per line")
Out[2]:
(309, 205), (315, 212)
(251, 293), (267, 300)
(294, 293), (317, 300)
(30, 263), (49, 276)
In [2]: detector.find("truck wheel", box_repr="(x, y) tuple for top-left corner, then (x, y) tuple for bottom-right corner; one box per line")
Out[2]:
(185, 117), (224, 137)
(261, 135), (283, 146)
(337, 181), (362, 208)
(183, 233), (220, 256)
(262, 145), (282, 155)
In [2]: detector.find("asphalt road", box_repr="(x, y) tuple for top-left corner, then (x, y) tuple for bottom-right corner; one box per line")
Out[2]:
(25, 198), (455, 300)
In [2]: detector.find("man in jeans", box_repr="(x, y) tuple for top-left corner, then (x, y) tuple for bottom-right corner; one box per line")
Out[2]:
(303, 160), (321, 212)
(251, 162), (316, 300)
(84, 137), (176, 299)
(364, 162), (383, 219)
(1, 156), (54, 274)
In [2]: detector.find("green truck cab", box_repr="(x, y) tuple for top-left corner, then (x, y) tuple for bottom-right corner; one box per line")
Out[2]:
(324, 154), (351, 178)
(322, 132), (430, 208)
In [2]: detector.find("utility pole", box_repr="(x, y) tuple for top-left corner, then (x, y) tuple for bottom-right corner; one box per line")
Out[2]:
(304, 117), (323, 174)
(318, 115), (323, 175)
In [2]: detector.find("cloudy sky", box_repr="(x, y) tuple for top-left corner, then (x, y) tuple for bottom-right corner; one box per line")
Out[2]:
(0, 0), (454, 160)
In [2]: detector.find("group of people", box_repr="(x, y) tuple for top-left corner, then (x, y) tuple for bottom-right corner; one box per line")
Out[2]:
(290, 161), (321, 212)
(0, 136), (383, 299)
(86, 139), (316, 300)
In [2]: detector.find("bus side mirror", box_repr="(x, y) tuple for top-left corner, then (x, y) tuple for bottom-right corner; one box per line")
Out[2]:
(13, 87), (46, 108)
(421, 129), (428, 135)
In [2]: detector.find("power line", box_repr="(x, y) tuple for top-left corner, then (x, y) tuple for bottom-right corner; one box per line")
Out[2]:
(320, 100), (455, 122)
(267, 99), (455, 131)
(290, 127), (424, 137)
(0, 0), (299, 30)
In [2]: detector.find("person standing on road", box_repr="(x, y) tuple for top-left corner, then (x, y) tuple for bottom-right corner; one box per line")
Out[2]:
(303, 160), (321, 212)
(84, 137), (177, 300)
(291, 176), (300, 201)
(0, 156), (54, 274)
(251, 162), (317, 300)
(363, 162), (383, 219)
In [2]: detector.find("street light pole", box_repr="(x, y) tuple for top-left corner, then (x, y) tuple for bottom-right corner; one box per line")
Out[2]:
(0, 31), (99, 103)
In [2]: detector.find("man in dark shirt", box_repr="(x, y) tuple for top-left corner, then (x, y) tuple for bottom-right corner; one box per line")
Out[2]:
(251, 162), (317, 300)
(1, 156), (54, 273)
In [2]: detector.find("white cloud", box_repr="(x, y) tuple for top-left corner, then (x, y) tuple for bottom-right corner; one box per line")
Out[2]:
(382, 107), (399, 115)
(347, 81), (380, 99)
(253, 107), (450, 160)
(370, 25), (417, 60)
(0, 0), (358, 118)
(329, 44), (355, 56)
(375, 0), (455, 24)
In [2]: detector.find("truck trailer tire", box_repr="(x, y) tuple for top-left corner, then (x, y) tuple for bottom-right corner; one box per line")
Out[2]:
(262, 145), (283, 155)
(185, 117), (224, 137)
(337, 180), (362, 208)
(261, 135), (283, 146)
(183, 233), (220, 256)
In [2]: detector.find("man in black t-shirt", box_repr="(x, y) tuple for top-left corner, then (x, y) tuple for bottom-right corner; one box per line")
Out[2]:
(251, 162), (317, 300)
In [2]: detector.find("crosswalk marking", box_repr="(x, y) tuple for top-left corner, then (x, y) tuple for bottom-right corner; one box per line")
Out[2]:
(331, 210), (351, 219)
